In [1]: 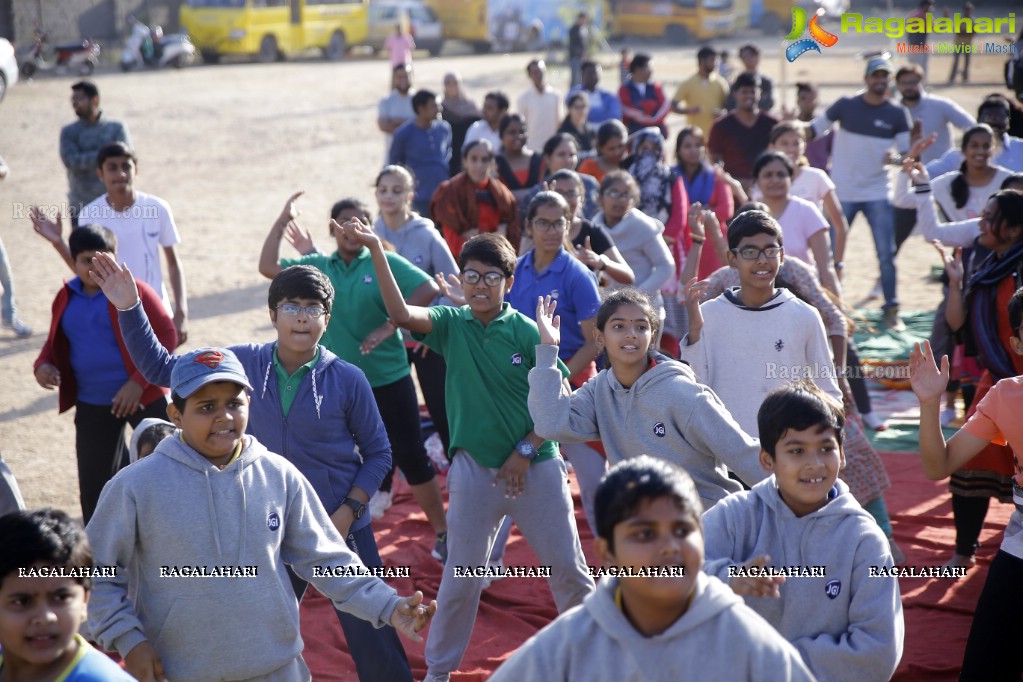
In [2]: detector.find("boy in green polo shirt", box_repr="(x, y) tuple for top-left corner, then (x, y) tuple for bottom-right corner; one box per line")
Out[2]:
(259, 195), (449, 561)
(340, 221), (595, 682)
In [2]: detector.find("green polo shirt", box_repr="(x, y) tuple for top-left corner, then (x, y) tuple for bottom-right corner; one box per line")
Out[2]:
(414, 303), (570, 468)
(281, 249), (430, 387)
(273, 347), (319, 417)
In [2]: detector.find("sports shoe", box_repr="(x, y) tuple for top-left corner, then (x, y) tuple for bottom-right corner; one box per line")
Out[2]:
(368, 490), (392, 520)
(3, 318), (32, 338)
(940, 407), (958, 426)
(431, 532), (448, 563)
(861, 412), (888, 431)
(481, 559), (504, 590)
(881, 307), (906, 333)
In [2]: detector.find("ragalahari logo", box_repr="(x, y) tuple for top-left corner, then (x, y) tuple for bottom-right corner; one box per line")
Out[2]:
(785, 7), (839, 62)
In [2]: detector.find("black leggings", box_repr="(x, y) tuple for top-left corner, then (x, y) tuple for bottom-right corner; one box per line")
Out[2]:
(953, 494), (990, 557)
(409, 346), (449, 453)
(75, 399), (168, 523)
(845, 342), (873, 416)
(373, 373), (434, 492)
(961, 549), (1023, 680)
(893, 206), (917, 255)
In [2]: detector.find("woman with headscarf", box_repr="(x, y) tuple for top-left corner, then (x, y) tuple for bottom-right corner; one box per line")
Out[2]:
(441, 71), (481, 176)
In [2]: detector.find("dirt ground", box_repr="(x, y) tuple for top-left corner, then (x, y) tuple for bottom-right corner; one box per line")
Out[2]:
(0, 33), (1014, 518)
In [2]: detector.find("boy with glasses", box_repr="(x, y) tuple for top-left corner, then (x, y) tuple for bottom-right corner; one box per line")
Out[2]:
(681, 210), (841, 454)
(86, 258), (417, 682)
(339, 222), (595, 682)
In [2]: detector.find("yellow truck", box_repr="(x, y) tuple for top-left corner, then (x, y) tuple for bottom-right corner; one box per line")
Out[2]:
(180, 0), (369, 63)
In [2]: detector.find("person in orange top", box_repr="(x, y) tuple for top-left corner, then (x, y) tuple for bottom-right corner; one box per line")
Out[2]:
(577, 119), (628, 184)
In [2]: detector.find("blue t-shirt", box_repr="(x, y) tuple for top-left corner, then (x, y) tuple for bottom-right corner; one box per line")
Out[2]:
(0, 634), (135, 681)
(507, 249), (601, 360)
(61, 278), (129, 405)
(388, 118), (452, 205)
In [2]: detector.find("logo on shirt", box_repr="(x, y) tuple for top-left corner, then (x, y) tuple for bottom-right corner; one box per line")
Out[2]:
(653, 422), (666, 437)
(784, 7), (839, 62)
(267, 511), (281, 531)
(194, 350), (225, 369)
(550, 289), (560, 300)
(510, 353), (524, 366)
(873, 118), (894, 131)
(775, 339), (785, 352)
(363, 275), (374, 284)
(414, 255), (424, 265)
(825, 579), (842, 599)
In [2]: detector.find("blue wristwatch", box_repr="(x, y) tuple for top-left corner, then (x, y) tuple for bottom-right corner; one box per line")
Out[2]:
(515, 439), (538, 460)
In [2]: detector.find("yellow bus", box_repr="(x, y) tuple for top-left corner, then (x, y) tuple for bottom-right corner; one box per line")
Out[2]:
(180, 0), (369, 63)
(607, 0), (735, 43)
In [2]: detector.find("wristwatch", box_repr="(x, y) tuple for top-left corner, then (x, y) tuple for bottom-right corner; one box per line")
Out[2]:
(341, 497), (366, 520)
(516, 439), (539, 460)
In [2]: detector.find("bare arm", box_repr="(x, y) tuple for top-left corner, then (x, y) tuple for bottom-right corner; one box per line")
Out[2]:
(259, 191), (304, 279)
(934, 241), (966, 331)
(162, 246), (188, 346)
(29, 208), (75, 270)
(822, 190), (849, 267)
(807, 230), (842, 299)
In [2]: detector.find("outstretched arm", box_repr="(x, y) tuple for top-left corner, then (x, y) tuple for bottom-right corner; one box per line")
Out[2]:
(29, 207), (74, 270)
(259, 191), (305, 279)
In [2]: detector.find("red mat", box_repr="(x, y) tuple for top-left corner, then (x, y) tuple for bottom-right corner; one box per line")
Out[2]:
(298, 452), (1014, 682)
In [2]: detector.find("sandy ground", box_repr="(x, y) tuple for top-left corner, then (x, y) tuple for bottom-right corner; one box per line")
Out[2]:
(0, 32), (1014, 517)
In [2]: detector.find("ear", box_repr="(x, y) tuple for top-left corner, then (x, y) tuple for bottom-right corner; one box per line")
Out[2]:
(1009, 333), (1023, 356)
(725, 249), (737, 269)
(592, 326), (604, 348)
(759, 449), (774, 473)
(595, 536), (614, 567)
(269, 308), (277, 328)
(504, 274), (515, 294)
(166, 402), (184, 428)
(838, 445), (847, 471)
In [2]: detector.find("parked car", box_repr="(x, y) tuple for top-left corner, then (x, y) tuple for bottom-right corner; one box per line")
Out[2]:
(366, 1), (444, 57)
(0, 38), (18, 104)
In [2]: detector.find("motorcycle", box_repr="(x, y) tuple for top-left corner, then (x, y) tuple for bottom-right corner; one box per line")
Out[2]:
(120, 25), (196, 71)
(18, 30), (100, 78)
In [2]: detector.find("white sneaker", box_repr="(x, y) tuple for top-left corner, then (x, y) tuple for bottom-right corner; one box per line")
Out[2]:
(368, 490), (392, 520)
(3, 318), (31, 338)
(861, 412), (888, 431)
(425, 432), (449, 473)
(481, 559), (504, 590)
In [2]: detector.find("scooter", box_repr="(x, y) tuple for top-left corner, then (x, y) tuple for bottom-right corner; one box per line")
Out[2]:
(120, 27), (196, 71)
(18, 30), (100, 78)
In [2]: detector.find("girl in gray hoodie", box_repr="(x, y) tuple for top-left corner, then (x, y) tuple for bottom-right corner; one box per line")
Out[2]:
(529, 288), (765, 510)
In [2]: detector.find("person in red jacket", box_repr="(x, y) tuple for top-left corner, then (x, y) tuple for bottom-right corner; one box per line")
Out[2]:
(33, 224), (176, 522)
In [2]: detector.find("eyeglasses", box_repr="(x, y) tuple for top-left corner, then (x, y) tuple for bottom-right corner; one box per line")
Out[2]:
(532, 218), (568, 233)
(603, 190), (631, 200)
(462, 269), (505, 287)
(731, 246), (783, 261)
(276, 303), (328, 318)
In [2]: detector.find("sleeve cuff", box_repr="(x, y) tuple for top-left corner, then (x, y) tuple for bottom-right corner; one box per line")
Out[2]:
(535, 344), (560, 367)
(113, 629), (148, 660)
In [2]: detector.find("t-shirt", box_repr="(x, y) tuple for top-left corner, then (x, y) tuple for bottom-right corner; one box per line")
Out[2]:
(931, 166), (1013, 221)
(463, 119), (502, 152)
(79, 191), (180, 310)
(776, 196), (829, 267)
(901, 93), (976, 163)
(571, 218), (614, 255)
(378, 89), (415, 159)
(414, 304), (569, 466)
(384, 32), (415, 67)
(812, 95), (912, 202)
(388, 118), (453, 206)
(672, 72), (730, 135)
(707, 112), (779, 181)
(962, 377), (1023, 559)
(279, 249), (430, 387)
(752, 166), (835, 206)
(61, 278), (129, 404)
(517, 85), (564, 151)
(0, 634), (135, 681)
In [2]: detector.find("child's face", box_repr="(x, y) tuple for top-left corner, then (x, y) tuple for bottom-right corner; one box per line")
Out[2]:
(270, 296), (329, 356)
(760, 425), (845, 517)
(0, 565), (87, 673)
(597, 496), (702, 614)
(375, 173), (413, 216)
(726, 233), (782, 292)
(73, 250), (104, 292)
(600, 181), (633, 222)
(331, 207), (369, 256)
(594, 303), (652, 369)
(96, 155), (136, 195)
(771, 132), (805, 166)
(137, 442), (157, 460)
(528, 204), (569, 258)
(460, 258), (511, 321)
(167, 381), (249, 467)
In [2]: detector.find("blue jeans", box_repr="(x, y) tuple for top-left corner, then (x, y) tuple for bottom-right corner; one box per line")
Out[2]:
(0, 238), (16, 323)
(288, 524), (413, 682)
(842, 199), (899, 311)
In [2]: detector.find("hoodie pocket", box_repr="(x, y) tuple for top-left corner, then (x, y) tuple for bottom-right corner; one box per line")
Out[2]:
(154, 582), (300, 680)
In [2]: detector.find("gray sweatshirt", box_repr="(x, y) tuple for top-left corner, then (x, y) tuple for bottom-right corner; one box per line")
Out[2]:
(86, 435), (401, 681)
(490, 573), (817, 681)
(703, 477), (904, 682)
(529, 344), (765, 509)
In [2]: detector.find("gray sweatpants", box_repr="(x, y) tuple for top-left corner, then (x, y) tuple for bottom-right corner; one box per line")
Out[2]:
(424, 451), (595, 677)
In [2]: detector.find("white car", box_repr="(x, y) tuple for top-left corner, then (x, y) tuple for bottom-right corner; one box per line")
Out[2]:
(0, 38), (18, 104)
(366, 1), (445, 57)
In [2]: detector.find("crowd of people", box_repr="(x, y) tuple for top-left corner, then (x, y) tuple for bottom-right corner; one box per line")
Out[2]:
(3, 28), (1023, 682)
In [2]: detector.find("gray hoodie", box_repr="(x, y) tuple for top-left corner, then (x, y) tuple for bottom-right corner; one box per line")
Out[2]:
(86, 434), (401, 681)
(373, 213), (458, 307)
(490, 573), (816, 681)
(703, 477), (904, 682)
(529, 344), (765, 509)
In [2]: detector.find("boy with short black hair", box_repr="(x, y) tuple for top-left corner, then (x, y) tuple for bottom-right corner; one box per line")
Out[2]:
(490, 457), (815, 681)
(341, 223), (595, 682)
(702, 382), (903, 681)
(682, 210), (841, 444)
(83, 345), (435, 682)
(33, 224), (176, 523)
(0, 508), (135, 681)
(88, 254), (416, 682)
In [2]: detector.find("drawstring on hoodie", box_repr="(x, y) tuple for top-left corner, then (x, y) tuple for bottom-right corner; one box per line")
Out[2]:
(204, 469), (224, 558)
(311, 368), (322, 419)
(260, 361), (272, 399)
(237, 466), (248, 563)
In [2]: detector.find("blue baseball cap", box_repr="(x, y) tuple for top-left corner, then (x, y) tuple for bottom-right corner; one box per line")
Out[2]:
(865, 56), (894, 76)
(171, 347), (253, 399)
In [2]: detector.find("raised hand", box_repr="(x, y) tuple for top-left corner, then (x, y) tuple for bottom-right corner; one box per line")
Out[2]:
(729, 554), (785, 598)
(389, 591), (437, 642)
(336, 217), (380, 249)
(29, 206), (63, 244)
(902, 158), (930, 186)
(907, 130), (938, 162)
(435, 272), (466, 306)
(284, 221), (316, 255)
(278, 190), (304, 226)
(931, 240), (963, 285)
(909, 340), (949, 405)
(88, 252), (141, 310)
(535, 296), (561, 347)
(687, 202), (706, 241)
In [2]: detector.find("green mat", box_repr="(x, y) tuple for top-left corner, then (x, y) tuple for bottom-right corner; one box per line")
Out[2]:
(852, 309), (934, 363)
(865, 423), (959, 453)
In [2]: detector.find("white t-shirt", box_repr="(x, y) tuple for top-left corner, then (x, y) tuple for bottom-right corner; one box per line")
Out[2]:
(753, 166), (835, 207)
(463, 120), (502, 153)
(931, 166), (1012, 222)
(517, 85), (563, 152)
(79, 191), (180, 310)
(776, 196), (829, 267)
